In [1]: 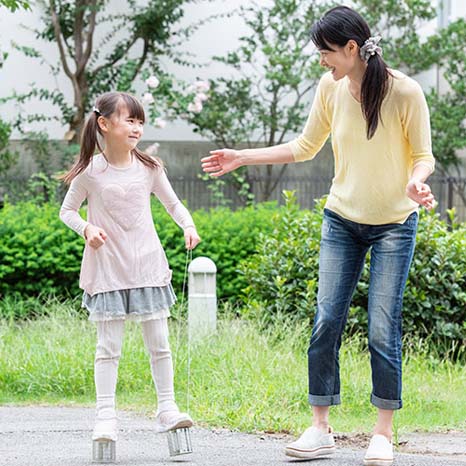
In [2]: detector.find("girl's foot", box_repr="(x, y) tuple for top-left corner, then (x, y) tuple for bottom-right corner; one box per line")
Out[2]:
(92, 417), (118, 441)
(154, 410), (193, 433)
(92, 407), (118, 441)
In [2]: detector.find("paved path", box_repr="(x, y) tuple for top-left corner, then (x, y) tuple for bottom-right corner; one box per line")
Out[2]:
(0, 407), (465, 466)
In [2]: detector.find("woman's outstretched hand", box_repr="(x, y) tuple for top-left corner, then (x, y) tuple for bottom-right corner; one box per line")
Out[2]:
(406, 180), (435, 210)
(184, 226), (201, 250)
(201, 149), (241, 177)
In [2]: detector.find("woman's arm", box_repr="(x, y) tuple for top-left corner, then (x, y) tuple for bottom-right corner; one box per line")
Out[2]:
(402, 79), (436, 210)
(406, 164), (435, 210)
(202, 73), (333, 177)
(201, 144), (294, 177)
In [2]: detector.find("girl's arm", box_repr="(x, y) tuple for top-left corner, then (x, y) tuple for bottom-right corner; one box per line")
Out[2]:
(59, 176), (90, 238)
(152, 168), (200, 249)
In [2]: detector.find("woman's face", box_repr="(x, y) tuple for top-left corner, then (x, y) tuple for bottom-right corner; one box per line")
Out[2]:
(318, 40), (360, 81)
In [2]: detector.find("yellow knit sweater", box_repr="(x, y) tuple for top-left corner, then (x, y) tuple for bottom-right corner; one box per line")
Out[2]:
(288, 70), (435, 225)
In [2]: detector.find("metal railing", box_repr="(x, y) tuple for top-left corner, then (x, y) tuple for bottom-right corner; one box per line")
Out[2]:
(1, 174), (466, 221)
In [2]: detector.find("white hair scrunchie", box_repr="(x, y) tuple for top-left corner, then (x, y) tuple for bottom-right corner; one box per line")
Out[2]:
(360, 35), (382, 62)
(93, 106), (101, 115)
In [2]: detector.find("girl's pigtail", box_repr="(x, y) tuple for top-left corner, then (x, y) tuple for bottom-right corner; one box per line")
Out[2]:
(61, 113), (101, 184)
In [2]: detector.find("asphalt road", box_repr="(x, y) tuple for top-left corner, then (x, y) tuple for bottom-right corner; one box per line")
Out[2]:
(0, 407), (465, 466)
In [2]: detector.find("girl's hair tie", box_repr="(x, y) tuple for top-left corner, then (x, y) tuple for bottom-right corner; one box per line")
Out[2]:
(360, 35), (382, 63)
(93, 106), (101, 115)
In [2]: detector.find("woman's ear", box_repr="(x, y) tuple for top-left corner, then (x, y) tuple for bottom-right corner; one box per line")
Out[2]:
(346, 39), (359, 57)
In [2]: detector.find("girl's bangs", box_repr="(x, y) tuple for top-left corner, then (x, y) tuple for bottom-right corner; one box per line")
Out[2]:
(119, 94), (146, 123)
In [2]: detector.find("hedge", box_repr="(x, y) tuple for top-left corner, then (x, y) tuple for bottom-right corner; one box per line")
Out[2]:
(1, 193), (465, 349)
(0, 198), (278, 306)
(240, 191), (466, 347)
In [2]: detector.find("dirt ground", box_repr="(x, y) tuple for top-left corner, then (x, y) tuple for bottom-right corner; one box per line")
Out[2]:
(258, 429), (466, 463)
(330, 431), (466, 463)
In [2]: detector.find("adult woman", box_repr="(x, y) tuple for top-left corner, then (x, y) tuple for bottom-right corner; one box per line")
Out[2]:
(201, 5), (435, 466)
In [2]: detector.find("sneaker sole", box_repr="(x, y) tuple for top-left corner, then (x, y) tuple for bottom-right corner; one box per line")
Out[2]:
(168, 418), (194, 431)
(363, 458), (394, 466)
(154, 418), (194, 433)
(92, 434), (118, 441)
(284, 445), (336, 459)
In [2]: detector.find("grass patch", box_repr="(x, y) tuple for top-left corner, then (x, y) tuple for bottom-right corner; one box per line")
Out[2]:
(0, 301), (464, 436)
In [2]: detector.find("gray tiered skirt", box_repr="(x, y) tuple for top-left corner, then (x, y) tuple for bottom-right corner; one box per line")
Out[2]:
(82, 284), (177, 322)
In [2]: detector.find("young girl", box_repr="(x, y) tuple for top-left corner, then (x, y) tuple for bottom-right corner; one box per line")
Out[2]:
(201, 6), (434, 466)
(60, 91), (201, 442)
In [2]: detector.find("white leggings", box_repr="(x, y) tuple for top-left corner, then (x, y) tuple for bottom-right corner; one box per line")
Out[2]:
(94, 318), (177, 418)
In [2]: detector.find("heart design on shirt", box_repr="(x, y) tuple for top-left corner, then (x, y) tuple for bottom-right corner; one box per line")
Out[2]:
(101, 183), (146, 230)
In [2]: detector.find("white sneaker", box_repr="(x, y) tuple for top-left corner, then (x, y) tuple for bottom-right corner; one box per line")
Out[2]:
(285, 426), (336, 459)
(363, 434), (394, 466)
(92, 418), (118, 441)
(154, 410), (193, 433)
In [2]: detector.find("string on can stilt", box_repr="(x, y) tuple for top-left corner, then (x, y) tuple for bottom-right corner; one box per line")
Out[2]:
(167, 249), (193, 457)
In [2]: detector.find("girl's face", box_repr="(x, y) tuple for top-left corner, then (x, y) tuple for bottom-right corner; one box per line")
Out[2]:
(100, 105), (144, 150)
(318, 39), (361, 80)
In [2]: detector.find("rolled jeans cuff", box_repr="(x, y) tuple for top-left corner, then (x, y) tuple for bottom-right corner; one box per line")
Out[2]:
(308, 393), (341, 406)
(371, 393), (402, 410)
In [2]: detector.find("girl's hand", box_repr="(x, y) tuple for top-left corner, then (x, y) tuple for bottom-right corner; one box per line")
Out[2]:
(201, 149), (241, 177)
(406, 179), (435, 210)
(184, 226), (201, 250)
(84, 224), (108, 249)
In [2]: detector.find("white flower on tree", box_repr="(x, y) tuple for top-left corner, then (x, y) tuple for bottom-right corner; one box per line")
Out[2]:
(145, 76), (160, 89)
(188, 101), (203, 113)
(142, 92), (155, 105)
(195, 92), (208, 102)
(145, 142), (160, 156)
(154, 117), (167, 128)
(194, 80), (210, 92)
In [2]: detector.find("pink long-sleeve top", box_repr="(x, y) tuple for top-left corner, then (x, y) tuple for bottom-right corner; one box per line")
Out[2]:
(60, 154), (195, 296)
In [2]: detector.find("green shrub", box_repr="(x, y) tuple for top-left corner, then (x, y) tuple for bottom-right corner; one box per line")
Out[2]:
(0, 201), (82, 299)
(0, 199), (278, 311)
(240, 191), (466, 347)
(154, 201), (278, 300)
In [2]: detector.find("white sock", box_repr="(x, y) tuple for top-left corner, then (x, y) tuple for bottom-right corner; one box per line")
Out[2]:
(141, 318), (177, 413)
(95, 320), (125, 419)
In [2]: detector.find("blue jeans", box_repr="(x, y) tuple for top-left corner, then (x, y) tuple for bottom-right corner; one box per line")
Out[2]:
(308, 208), (418, 410)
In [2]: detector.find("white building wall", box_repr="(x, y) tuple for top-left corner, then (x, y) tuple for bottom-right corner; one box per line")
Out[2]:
(0, 0), (463, 140)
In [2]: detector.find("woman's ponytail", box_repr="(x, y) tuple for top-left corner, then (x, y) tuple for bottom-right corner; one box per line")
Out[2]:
(361, 53), (390, 139)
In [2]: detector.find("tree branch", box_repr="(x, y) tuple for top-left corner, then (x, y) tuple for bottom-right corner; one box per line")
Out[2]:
(92, 36), (138, 75)
(127, 38), (149, 84)
(80, 0), (97, 74)
(49, 0), (74, 80)
(74, 0), (84, 67)
(268, 163), (288, 195)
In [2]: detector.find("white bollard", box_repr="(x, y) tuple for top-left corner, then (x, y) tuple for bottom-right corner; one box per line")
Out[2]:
(188, 257), (217, 340)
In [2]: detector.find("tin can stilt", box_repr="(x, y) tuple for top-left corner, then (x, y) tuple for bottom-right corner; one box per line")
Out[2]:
(92, 439), (116, 463)
(167, 427), (193, 456)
